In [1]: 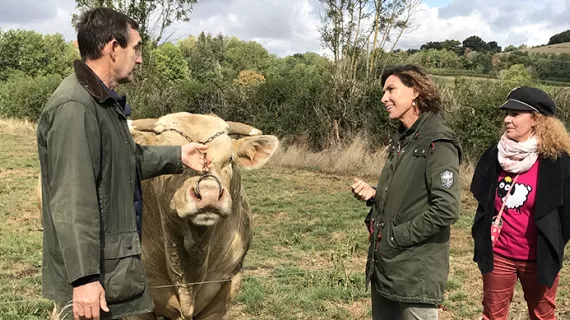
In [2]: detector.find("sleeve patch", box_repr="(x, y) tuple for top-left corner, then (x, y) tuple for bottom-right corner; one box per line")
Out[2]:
(440, 170), (454, 189)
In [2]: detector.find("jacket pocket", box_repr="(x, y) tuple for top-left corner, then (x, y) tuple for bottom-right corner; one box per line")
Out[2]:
(100, 232), (146, 303)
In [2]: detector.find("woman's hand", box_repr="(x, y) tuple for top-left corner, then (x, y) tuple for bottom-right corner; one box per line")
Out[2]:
(351, 178), (376, 201)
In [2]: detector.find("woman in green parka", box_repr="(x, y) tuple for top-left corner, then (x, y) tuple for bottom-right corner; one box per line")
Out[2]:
(352, 65), (462, 320)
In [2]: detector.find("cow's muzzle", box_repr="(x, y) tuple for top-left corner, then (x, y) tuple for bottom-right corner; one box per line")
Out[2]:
(188, 174), (229, 215)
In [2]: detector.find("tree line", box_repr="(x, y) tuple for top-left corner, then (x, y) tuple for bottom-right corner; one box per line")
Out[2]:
(2, 0), (570, 160)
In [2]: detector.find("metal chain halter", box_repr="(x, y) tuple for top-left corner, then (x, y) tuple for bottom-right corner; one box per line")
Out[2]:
(163, 128), (225, 199)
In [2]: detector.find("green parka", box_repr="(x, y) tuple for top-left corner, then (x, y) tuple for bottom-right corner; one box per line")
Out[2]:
(36, 61), (183, 318)
(366, 111), (462, 304)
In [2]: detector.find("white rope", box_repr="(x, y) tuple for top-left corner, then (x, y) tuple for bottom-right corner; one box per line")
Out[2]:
(149, 267), (338, 288)
(0, 267), (346, 306)
(57, 300), (74, 320)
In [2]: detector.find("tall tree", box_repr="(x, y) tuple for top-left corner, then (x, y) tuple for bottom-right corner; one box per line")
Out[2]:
(548, 30), (570, 45)
(73, 0), (197, 44)
(462, 35), (487, 52)
(372, 0), (421, 75)
(316, 0), (420, 145)
(0, 30), (78, 80)
(318, 0), (419, 77)
(486, 41), (501, 53)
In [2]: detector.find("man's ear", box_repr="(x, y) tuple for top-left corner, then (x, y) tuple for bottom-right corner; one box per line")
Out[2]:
(105, 39), (118, 60)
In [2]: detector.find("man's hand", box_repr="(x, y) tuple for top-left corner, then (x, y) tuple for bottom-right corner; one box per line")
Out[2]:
(72, 281), (109, 320)
(351, 178), (376, 201)
(181, 142), (212, 172)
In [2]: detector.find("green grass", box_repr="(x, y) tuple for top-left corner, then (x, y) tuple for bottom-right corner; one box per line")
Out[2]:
(1, 120), (570, 319)
(0, 128), (49, 319)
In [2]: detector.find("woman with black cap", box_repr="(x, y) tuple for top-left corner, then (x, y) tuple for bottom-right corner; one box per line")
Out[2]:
(470, 86), (570, 319)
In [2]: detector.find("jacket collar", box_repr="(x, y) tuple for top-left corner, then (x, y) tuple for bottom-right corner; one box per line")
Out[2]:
(397, 111), (433, 140)
(73, 60), (114, 104)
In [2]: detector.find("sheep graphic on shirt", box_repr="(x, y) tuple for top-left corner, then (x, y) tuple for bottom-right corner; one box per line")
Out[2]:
(503, 183), (532, 212)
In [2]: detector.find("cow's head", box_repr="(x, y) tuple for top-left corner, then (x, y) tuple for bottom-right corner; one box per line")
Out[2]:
(130, 112), (278, 227)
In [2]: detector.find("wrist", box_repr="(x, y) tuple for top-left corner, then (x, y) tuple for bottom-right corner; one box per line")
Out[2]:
(72, 274), (100, 287)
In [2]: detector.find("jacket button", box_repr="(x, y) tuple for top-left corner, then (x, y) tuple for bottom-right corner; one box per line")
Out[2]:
(127, 244), (133, 250)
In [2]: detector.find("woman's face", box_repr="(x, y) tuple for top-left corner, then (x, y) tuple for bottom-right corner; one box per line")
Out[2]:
(503, 110), (536, 142)
(381, 75), (418, 122)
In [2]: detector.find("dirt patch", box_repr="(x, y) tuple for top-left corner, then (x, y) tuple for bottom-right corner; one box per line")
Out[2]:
(242, 259), (285, 277)
(226, 304), (249, 320)
(331, 231), (345, 242)
(450, 227), (474, 256)
(273, 211), (289, 220)
(0, 168), (36, 179)
(339, 298), (370, 319)
(8, 209), (41, 226)
(1, 262), (38, 280)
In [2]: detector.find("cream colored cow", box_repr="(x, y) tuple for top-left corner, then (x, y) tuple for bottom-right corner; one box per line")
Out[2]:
(127, 113), (278, 319)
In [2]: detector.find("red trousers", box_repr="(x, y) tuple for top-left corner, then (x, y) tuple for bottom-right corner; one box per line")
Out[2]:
(482, 253), (559, 320)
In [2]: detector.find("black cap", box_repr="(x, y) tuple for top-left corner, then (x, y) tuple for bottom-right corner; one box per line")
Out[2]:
(499, 86), (556, 116)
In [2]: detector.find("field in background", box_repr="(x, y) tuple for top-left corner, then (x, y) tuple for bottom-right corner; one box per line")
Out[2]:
(522, 42), (570, 55)
(1, 118), (570, 320)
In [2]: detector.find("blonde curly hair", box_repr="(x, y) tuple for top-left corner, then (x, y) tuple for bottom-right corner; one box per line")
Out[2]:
(534, 113), (570, 159)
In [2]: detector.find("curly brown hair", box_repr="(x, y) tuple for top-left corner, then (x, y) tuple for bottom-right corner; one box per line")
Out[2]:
(533, 113), (570, 159)
(381, 64), (441, 113)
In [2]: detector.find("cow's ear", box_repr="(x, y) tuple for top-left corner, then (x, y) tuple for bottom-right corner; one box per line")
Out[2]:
(233, 135), (279, 169)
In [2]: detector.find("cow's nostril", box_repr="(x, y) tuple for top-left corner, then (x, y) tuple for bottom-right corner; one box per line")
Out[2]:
(195, 174), (223, 201)
(191, 186), (202, 200)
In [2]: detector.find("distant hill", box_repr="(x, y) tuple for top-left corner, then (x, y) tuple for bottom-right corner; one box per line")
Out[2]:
(521, 42), (570, 55)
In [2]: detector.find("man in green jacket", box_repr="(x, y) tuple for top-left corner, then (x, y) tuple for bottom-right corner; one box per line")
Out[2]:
(352, 65), (461, 319)
(37, 8), (211, 320)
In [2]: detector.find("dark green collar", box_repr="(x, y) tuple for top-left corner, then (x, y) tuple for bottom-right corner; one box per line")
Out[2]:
(397, 111), (433, 140)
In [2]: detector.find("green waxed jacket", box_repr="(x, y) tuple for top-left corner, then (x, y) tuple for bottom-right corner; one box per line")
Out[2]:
(365, 111), (462, 304)
(36, 60), (183, 318)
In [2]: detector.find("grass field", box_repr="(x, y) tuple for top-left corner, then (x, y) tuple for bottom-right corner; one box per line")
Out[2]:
(1, 118), (570, 319)
(522, 42), (570, 55)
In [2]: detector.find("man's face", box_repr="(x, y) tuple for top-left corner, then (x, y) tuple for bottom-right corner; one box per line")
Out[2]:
(113, 27), (142, 84)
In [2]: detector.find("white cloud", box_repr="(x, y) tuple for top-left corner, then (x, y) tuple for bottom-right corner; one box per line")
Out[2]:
(167, 0), (324, 57)
(395, 1), (570, 50)
(0, 0), (76, 40)
(0, 0), (569, 57)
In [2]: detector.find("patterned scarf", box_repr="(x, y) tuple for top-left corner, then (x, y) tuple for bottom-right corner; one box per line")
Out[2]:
(497, 133), (538, 174)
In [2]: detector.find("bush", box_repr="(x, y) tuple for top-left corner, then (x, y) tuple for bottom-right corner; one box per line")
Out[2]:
(499, 64), (534, 86)
(0, 73), (63, 121)
(446, 77), (509, 160)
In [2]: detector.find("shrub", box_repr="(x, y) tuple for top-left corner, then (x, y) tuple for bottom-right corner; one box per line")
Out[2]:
(0, 73), (63, 121)
(447, 77), (509, 160)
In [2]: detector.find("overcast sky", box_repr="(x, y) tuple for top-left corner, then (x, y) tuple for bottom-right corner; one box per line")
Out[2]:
(0, 0), (568, 57)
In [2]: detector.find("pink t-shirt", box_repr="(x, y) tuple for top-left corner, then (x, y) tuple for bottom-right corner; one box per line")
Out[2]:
(493, 160), (539, 261)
